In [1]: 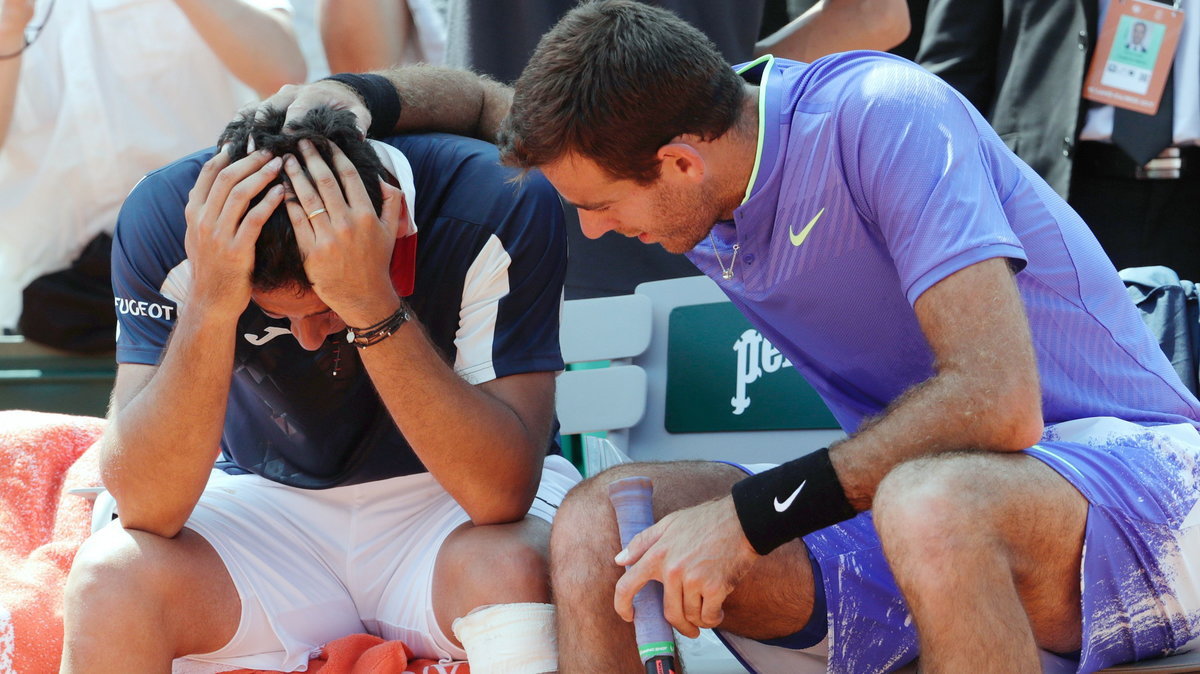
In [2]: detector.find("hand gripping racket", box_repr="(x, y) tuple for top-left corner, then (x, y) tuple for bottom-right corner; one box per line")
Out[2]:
(608, 476), (678, 674)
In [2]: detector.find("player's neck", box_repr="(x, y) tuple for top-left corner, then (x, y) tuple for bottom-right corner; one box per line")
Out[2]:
(711, 88), (762, 220)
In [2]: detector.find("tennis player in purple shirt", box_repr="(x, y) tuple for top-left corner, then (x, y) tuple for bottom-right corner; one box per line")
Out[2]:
(263, 2), (1200, 671)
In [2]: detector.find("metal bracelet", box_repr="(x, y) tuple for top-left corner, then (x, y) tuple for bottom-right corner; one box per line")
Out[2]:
(345, 305), (410, 348)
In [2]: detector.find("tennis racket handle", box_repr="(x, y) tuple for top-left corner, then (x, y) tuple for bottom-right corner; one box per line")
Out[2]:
(608, 477), (677, 670)
(609, 476), (655, 549)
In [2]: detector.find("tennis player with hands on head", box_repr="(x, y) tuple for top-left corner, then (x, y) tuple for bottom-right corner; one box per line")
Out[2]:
(62, 104), (576, 674)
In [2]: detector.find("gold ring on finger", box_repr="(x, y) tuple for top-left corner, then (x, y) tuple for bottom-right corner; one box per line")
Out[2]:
(306, 207), (327, 219)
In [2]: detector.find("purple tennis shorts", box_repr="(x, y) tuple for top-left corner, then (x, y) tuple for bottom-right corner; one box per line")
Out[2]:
(718, 417), (1200, 674)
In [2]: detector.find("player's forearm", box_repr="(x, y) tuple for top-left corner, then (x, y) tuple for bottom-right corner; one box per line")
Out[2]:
(352, 306), (547, 525)
(829, 364), (1043, 511)
(375, 65), (513, 141)
(100, 310), (241, 537)
(172, 0), (306, 97)
(753, 0), (910, 61)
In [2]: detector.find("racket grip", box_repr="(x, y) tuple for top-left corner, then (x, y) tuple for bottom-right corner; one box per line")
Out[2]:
(609, 477), (677, 674)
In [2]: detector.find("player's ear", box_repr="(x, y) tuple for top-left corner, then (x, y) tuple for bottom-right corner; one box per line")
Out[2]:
(657, 142), (705, 184)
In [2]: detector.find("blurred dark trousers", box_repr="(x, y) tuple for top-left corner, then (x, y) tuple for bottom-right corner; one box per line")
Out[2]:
(18, 233), (116, 354)
(1068, 142), (1200, 281)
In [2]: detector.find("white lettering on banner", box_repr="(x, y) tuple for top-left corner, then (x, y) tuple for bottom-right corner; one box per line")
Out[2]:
(114, 297), (176, 321)
(731, 329), (792, 415)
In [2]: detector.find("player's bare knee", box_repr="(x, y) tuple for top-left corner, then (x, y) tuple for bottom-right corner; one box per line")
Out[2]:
(874, 454), (995, 553)
(552, 470), (623, 547)
(440, 522), (550, 604)
(556, 461), (727, 525)
(551, 471), (641, 598)
(549, 487), (607, 577)
(66, 526), (175, 627)
(483, 529), (550, 600)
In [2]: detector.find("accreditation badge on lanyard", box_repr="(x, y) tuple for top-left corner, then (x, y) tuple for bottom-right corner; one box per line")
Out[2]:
(1084, 0), (1185, 114)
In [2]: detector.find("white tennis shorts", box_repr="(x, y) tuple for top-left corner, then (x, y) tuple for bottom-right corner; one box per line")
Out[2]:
(179, 455), (581, 671)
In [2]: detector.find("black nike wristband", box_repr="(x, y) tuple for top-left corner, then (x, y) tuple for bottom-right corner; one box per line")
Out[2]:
(322, 73), (402, 138)
(731, 447), (858, 555)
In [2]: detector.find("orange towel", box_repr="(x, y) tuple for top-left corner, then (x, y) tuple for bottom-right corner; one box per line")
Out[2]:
(227, 633), (469, 674)
(0, 410), (106, 673)
(0, 411), (470, 674)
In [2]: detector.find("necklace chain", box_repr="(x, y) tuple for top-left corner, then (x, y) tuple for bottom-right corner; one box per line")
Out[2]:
(709, 234), (740, 281)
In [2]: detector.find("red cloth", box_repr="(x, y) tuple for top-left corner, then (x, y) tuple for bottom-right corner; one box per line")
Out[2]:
(228, 633), (469, 674)
(0, 411), (107, 673)
(0, 411), (470, 674)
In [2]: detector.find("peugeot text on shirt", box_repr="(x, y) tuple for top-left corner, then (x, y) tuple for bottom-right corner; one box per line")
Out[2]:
(114, 297), (176, 321)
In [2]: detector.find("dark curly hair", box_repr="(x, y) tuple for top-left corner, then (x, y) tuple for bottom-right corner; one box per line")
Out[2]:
(216, 106), (393, 292)
(498, 0), (745, 184)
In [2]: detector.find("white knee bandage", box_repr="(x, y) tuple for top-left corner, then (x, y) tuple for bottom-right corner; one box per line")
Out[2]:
(451, 602), (558, 674)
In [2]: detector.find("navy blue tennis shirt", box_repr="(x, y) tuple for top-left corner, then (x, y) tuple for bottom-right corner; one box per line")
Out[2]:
(112, 133), (568, 488)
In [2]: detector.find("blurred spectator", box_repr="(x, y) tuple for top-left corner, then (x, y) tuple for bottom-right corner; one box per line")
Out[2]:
(446, 0), (908, 84)
(440, 0), (909, 298)
(320, 0), (446, 72)
(886, 0), (928, 60)
(788, 0), (929, 62)
(290, 0), (332, 79)
(919, 0), (1199, 280)
(755, 0), (910, 64)
(0, 0), (306, 351)
(761, 0), (793, 38)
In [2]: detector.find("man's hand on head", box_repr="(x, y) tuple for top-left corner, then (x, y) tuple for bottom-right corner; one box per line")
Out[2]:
(281, 138), (403, 326)
(256, 81), (373, 139)
(184, 146), (284, 320)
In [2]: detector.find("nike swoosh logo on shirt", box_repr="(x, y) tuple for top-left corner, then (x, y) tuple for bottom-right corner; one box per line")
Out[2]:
(773, 480), (807, 512)
(789, 208), (826, 247)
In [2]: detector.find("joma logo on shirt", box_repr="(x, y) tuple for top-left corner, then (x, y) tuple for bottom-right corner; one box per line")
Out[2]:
(114, 297), (176, 321)
(244, 327), (292, 345)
